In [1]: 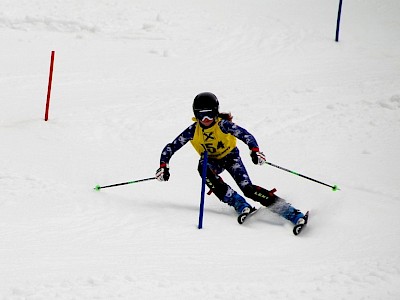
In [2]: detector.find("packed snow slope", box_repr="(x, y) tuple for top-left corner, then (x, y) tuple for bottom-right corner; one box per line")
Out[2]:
(1, 0), (400, 299)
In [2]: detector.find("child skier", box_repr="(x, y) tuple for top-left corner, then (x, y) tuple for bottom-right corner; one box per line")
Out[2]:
(156, 92), (306, 226)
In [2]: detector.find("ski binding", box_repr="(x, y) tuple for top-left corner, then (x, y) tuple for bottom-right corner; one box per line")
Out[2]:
(237, 207), (258, 224)
(293, 211), (309, 236)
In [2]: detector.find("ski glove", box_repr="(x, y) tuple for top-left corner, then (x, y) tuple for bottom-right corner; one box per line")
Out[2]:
(250, 147), (266, 165)
(156, 163), (170, 182)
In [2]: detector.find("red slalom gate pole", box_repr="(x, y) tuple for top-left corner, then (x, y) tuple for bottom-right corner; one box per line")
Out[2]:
(44, 51), (55, 121)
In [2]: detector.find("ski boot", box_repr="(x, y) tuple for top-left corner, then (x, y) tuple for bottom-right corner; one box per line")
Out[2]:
(268, 196), (305, 224)
(293, 211), (309, 235)
(223, 189), (252, 214)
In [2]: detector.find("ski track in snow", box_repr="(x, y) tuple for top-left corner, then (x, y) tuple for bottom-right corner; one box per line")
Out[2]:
(1, 0), (400, 299)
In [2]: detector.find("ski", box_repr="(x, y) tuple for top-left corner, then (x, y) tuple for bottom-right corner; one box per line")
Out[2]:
(237, 207), (259, 224)
(293, 211), (309, 236)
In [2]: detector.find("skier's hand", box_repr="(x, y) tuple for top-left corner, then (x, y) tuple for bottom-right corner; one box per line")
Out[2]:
(156, 163), (170, 181)
(250, 148), (266, 165)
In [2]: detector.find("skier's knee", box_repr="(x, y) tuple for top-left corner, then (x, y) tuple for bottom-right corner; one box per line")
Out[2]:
(197, 164), (227, 200)
(197, 163), (203, 176)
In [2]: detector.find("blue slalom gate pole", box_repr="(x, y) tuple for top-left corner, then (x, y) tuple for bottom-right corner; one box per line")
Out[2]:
(198, 151), (208, 229)
(335, 0), (343, 42)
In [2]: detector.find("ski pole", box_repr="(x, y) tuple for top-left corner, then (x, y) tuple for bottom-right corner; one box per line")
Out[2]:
(94, 177), (156, 191)
(265, 162), (340, 191)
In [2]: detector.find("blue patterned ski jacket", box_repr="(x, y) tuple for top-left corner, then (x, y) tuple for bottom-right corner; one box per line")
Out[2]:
(160, 119), (259, 164)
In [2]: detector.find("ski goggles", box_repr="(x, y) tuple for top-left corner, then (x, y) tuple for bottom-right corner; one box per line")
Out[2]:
(194, 109), (217, 121)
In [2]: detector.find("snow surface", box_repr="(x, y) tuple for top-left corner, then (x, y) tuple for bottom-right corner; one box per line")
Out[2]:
(1, 0), (400, 299)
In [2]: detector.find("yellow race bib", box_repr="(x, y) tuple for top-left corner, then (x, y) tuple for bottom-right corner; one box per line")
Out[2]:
(190, 118), (236, 159)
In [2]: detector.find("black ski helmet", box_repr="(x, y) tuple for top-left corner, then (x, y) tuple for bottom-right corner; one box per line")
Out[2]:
(193, 92), (219, 120)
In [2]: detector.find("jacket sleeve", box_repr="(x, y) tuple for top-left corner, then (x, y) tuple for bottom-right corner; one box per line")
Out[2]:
(219, 119), (259, 150)
(160, 123), (196, 165)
